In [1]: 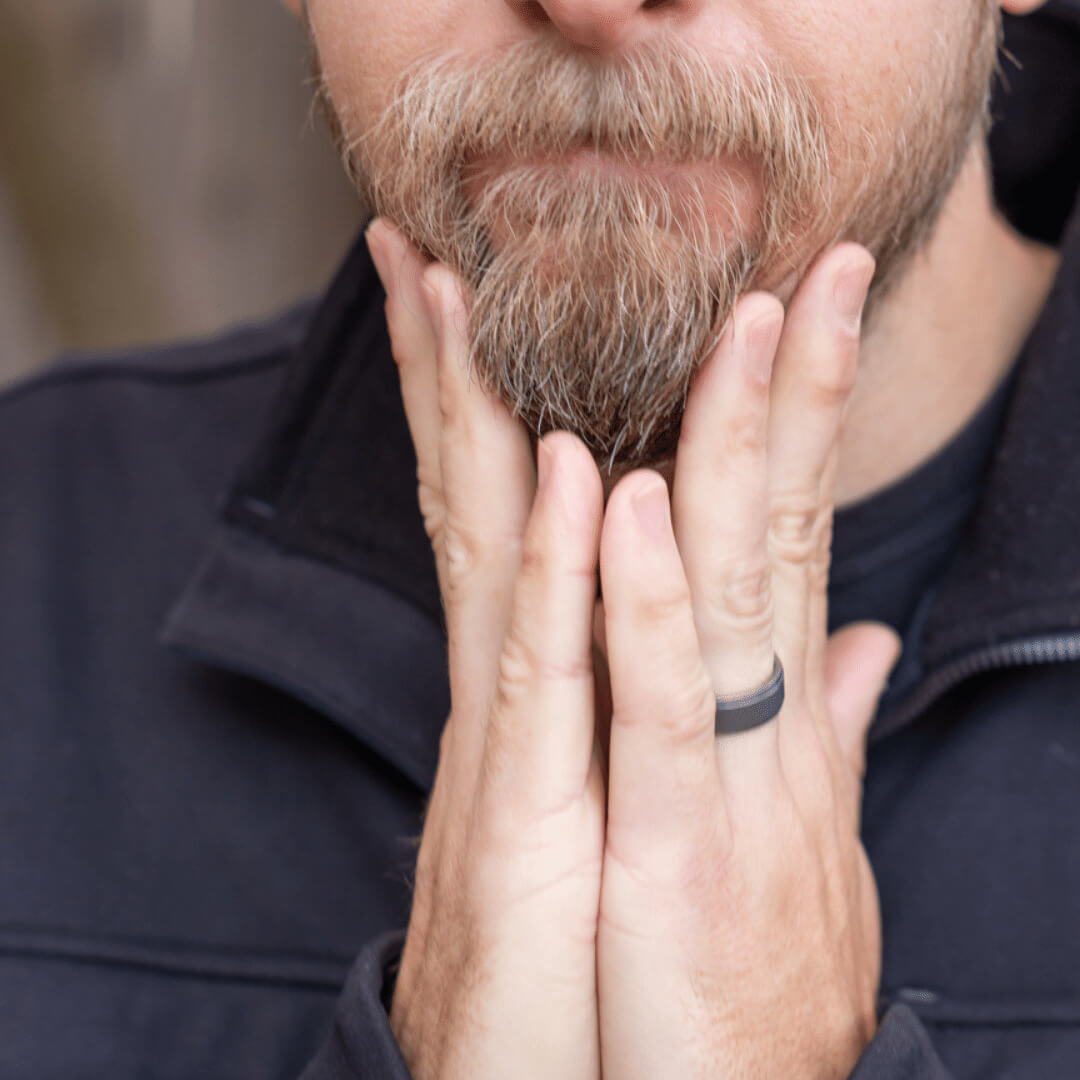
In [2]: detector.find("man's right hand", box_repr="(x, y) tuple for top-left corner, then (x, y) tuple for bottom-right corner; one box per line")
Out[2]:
(366, 219), (606, 1080)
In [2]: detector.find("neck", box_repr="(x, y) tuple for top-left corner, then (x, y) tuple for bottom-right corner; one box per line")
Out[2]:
(835, 144), (1061, 508)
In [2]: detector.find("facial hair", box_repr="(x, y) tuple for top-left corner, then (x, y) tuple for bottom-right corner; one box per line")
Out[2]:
(312, 15), (1000, 472)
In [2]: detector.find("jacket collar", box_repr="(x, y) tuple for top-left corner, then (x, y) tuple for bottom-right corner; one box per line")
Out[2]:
(162, 236), (449, 791)
(163, 4), (1080, 788)
(919, 198), (1080, 668)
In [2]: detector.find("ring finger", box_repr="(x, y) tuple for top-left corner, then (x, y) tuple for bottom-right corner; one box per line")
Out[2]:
(766, 245), (874, 723)
(672, 292), (785, 784)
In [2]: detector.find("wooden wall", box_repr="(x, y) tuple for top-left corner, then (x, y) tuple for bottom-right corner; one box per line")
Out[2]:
(0, 0), (363, 385)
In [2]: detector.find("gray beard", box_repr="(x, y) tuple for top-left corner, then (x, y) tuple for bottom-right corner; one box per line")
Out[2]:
(313, 20), (1000, 471)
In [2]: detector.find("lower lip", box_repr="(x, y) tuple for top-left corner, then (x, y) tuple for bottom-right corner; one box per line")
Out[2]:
(462, 149), (763, 246)
(476, 146), (725, 189)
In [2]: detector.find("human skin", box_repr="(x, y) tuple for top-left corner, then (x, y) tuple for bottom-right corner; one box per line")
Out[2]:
(283, 1), (1057, 1076)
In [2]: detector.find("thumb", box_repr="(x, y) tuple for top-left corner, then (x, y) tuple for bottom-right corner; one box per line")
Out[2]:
(824, 622), (902, 778)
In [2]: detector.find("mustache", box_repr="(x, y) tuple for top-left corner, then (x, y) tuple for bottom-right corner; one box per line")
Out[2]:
(349, 35), (829, 218)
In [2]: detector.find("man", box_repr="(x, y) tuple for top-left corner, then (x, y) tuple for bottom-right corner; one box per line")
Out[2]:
(0, 0), (1078, 1076)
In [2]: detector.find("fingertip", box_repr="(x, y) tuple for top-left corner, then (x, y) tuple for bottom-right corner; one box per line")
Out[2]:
(601, 470), (674, 577)
(630, 477), (673, 546)
(421, 265), (473, 420)
(825, 621), (903, 714)
(365, 218), (392, 292)
(808, 241), (875, 277)
(542, 432), (602, 492)
(737, 289), (786, 326)
(799, 244), (874, 328)
(369, 217), (409, 264)
(421, 264), (469, 344)
(682, 291), (783, 446)
(418, 268), (444, 340)
(538, 432), (604, 538)
(604, 468), (665, 526)
(735, 292), (785, 384)
(831, 241), (876, 276)
(832, 250), (876, 335)
(875, 623), (904, 668)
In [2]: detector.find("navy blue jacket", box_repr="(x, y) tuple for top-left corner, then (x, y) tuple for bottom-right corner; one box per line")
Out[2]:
(2, 5), (1079, 1076)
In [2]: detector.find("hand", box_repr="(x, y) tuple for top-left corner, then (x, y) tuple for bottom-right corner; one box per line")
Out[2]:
(595, 245), (901, 1078)
(368, 215), (901, 1080)
(366, 219), (606, 1080)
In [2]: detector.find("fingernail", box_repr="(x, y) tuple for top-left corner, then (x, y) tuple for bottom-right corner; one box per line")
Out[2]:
(740, 308), (783, 385)
(632, 478), (670, 544)
(833, 255), (876, 334)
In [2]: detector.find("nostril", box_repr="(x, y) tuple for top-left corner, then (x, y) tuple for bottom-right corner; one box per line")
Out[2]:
(519, 0), (675, 23)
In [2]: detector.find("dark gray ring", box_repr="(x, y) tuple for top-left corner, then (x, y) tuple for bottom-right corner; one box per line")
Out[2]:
(714, 656), (785, 735)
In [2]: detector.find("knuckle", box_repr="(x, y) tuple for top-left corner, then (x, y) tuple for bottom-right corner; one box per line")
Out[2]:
(416, 478), (445, 545)
(495, 624), (591, 711)
(520, 522), (595, 586)
(809, 346), (859, 407)
(441, 515), (518, 594)
(516, 533), (547, 580)
(493, 631), (536, 715)
(807, 372), (856, 413)
(614, 671), (714, 746)
(705, 559), (774, 634)
(441, 524), (475, 591)
(490, 633), (553, 735)
(721, 407), (768, 457)
(633, 577), (695, 629)
(768, 495), (828, 565)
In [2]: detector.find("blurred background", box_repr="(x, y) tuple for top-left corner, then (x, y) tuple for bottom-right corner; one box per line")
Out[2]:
(0, 0), (363, 388)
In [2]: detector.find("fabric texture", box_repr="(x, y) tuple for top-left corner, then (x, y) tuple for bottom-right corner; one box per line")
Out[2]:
(849, 1006), (953, 1079)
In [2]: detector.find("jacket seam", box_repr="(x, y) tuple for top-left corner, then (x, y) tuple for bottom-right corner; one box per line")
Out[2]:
(0, 349), (291, 412)
(0, 926), (352, 992)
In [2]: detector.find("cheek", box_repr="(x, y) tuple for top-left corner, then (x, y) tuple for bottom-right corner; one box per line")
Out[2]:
(309, 0), (516, 128)
(753, 0), (954, 129)
(308, 0), (443, 124)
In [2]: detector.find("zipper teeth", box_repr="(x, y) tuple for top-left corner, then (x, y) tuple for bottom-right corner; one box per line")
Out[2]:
(876, 632), (1080, 740)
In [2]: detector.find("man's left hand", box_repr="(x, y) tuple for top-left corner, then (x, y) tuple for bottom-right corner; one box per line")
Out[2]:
(596, 244), (900, 1079)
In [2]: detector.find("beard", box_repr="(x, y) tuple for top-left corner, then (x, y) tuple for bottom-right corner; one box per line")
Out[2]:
(311, 15), (1000, 472)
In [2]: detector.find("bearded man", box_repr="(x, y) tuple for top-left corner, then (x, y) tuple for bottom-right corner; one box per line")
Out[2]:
(1, 0), (1079, 1077)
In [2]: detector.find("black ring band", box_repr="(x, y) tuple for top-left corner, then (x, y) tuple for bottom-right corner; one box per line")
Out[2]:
(714, 656), (785, 735)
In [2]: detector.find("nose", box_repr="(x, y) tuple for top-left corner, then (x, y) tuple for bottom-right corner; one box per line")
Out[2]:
(513, 0), (688, 52)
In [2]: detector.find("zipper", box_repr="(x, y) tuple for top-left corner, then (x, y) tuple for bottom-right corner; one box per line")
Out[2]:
(872, 631), (1080, 743)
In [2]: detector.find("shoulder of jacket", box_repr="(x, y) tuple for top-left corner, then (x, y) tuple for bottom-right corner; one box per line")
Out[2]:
(0, 299), (315, 413)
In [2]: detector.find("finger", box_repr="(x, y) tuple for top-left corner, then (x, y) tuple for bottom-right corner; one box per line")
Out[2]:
(674, 293), (782, 697)
(422, 265), (536, 731)
(767, 246), (874, 720)
(367, 220), (443, 488)
(672, 295), (785, 791)
(824, 623), (901, 786)
(601, 472), (727, 874)
(481, 433), (604, 812)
